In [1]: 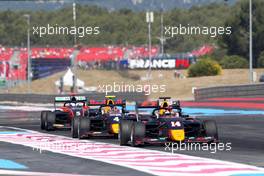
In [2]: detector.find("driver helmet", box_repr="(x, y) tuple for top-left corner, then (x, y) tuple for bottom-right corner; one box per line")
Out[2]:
(159, 101), (169, 115)
(161, 101), (169, 108)
(107, 99), (114, 106)
(103, 99), (114, 114)
(71, 96), (77, 102)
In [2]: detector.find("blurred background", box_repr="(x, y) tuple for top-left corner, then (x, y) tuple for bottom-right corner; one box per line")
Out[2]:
(0, 0), (263, 99)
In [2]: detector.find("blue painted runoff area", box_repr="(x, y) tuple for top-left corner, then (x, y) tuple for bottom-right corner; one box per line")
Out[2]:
(182, 107), (264, 116)
(0, 131), (30, 135)
(126, 105), (264, 116)
(230, 174), (264, 176)
(0, 159), (27, 169)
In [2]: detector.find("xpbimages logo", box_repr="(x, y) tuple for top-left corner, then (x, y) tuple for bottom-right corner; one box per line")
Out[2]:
(98, 82), (166, 95)
(32, 24), (100, 37)
(165, 142), (232, 154)
(165, 24), (232, 38)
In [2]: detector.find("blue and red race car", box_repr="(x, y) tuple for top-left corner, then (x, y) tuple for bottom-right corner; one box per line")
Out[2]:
(119, 97), (218, 146)
(73, 96), (131, 139)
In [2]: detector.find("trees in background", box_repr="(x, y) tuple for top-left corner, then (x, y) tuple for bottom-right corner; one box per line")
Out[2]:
(219, 55), (248, 69)
(0, 1), (263, 67)
(0, 3), (231, 50)
(220, 0), (264, 67)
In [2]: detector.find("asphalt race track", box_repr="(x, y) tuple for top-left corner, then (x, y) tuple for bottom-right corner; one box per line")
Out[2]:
(0, 106), (264, 176)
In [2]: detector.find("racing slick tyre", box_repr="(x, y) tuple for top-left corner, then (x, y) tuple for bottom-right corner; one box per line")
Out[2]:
(40, 111), (48, 130)
(203, 120), (218, 140)
(71, 117), (79, 138)
(45, 111), (55, 131)
(78, 117), (90, 139)
(131, 122), (145, 147)
(119, 120), (133, 146)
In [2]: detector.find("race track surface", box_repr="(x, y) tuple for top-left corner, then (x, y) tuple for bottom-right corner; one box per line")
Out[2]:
(0, 105), (263, 175)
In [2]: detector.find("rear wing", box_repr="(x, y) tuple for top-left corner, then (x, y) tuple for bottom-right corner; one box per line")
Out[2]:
(158, 98), (181, 108)
(135, 99), (182, 119)
(136, 100), (181, 109)
(159, 97), (171, 100)
(87, 99), (126, 106)
(54, 96), (87, 103)
(136, 101), (159, 109)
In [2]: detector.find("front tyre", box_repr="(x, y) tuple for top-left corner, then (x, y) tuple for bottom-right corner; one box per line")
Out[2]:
(131, 122), (145, 147)
(119, 120), (133, 146)
(71, 117), (79, 138)
(40, 111), (48, 130)
(78, 117), (90, 139)
(45, 111), (55, 131)
(203, 120), (218, 140)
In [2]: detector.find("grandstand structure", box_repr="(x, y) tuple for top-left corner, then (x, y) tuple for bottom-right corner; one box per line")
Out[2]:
(0, 45), (213, 86)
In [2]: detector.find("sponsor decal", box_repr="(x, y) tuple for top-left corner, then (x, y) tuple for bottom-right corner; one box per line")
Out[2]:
(129, 59), (190, 69)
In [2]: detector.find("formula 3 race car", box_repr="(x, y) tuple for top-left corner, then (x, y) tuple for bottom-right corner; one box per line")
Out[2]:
(40, 95), (88, 135)
(119, 97), (218, 146)
(73, 96), (131, 139)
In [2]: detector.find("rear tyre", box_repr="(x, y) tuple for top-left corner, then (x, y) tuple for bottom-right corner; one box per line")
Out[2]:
(45, 111), (55, 131)
(40, 111), (48, 130)
(119, 120), (133, 146)
(71, 117), (79, 138)
(78, 117), (90, 139)
(131, 122), (145, 147)
(203, 120), (218, 140)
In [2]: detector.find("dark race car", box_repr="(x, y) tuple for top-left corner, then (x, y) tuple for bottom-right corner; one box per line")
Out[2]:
(119, 97), (218, 146)
(74, 96), (131, 139)
(40, 96), (88, 135)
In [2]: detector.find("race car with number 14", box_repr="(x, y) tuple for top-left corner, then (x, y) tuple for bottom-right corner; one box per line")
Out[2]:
(119, 97), (218, 146)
